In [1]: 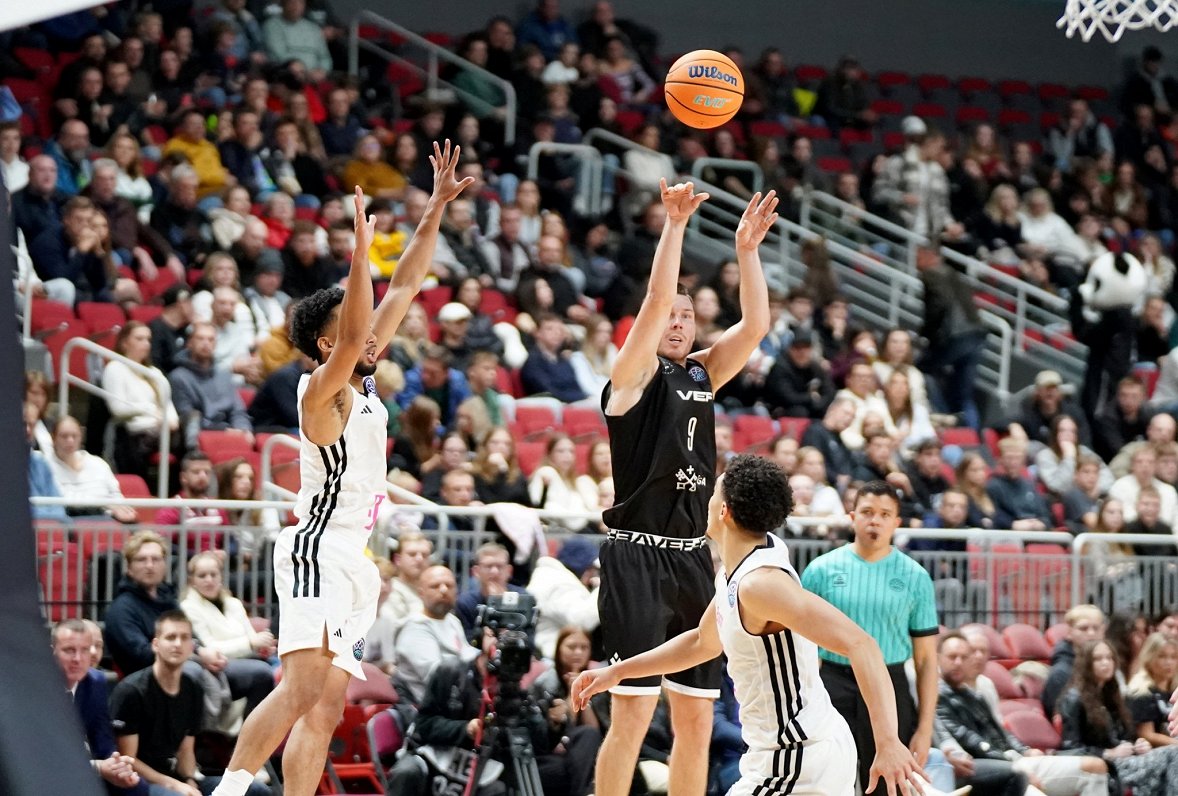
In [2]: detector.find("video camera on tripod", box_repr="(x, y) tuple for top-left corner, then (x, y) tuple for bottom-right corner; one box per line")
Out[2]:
(470, 592), (545, 796)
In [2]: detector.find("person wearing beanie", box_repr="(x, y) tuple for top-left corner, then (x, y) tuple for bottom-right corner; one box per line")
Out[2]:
(526, 536), (601, 659)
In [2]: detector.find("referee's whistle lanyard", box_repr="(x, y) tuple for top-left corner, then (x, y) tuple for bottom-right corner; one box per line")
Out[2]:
(463, 682), (495, 796)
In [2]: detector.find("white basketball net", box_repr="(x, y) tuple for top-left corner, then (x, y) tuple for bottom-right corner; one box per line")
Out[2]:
(1058, 0), (1178, 41)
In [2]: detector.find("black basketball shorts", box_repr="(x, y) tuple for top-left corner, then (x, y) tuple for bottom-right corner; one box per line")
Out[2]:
(598, 537), (720, 697)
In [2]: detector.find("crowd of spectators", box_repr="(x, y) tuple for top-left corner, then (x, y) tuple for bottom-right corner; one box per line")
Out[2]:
(17, 0), (1178, 793)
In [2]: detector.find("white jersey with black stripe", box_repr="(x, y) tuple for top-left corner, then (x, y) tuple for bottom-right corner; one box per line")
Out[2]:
(715, 534), (843, 752)
(291, 374), (389, 553)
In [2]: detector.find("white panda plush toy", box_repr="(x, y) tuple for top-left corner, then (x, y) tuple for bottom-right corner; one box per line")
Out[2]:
(1070, 251), (1147, 418)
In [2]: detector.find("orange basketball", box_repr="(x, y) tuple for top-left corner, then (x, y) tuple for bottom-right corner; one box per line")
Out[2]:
(664, 50), (744, 129)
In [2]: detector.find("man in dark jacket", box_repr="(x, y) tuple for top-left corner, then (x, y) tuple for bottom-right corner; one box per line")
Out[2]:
(167, 322), (254, 450)
(1042, 605), (1106, 716)
(29, 195), (112, 304)
(248, 357), (307, 432)
(764, 335), (835, 418)
(386, 625), (599, 796)
(12, 154), (69, 242)
(938, 633), (1109, 795)
(985, 438), (1053, 531)
(800, 396), (857, 490)
(280, 221), (338, 299)
(918, 246), (986, 429)
(520, 313), (587, 403)
(1093, 375), (1151, 462)
(997, 369), (1092, 448)
(1120, 46), (1178, 118)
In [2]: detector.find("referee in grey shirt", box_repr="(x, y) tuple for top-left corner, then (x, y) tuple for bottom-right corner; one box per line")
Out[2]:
(801, 480), (940, 792)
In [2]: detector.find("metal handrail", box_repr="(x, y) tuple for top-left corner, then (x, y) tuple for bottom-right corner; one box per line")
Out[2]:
(979, 310), (1013, 406)
(689, 157), (764, 196)
(347, 11), (518, 145)
(526, 142), (604, 217)
(259, 432), (299, 498)
(1069, 532), (1178, 606)
(57, 336), (173, 498)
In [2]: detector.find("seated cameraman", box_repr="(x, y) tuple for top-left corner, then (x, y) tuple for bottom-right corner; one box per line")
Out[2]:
(388, 625), (599, 796)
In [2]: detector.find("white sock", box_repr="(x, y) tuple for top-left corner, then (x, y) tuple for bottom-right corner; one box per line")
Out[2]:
(211, 768), (256, 796)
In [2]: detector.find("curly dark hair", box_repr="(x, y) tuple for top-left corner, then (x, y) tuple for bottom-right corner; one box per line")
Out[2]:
(720, 454), (794, 536)
(290, 288), (345, 363)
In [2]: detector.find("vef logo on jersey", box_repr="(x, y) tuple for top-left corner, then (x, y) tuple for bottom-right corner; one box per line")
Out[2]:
(676, 389), (714, 402)
(688, 365), (708, 383)
(353, 638), (365, 661)
(675, 466), (707, 492)
(362, 375), (377, 396)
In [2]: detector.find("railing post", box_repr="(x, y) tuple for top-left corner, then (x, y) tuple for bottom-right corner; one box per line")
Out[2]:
(1071, 534), (1086, 609)
(348, 20), (358, 77)
(799, 189), (812, 229)
(1015, 288), (1028, 352)
(427, 49), (437, 98)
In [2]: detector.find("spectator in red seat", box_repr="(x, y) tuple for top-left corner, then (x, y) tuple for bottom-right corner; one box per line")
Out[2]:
(1057, 639), (1178, 795)
(147, 285), (195, 373)
(455, 542), (532, 635)
(48, 415), (138, 522)
(45, 119), (95, 196)
(971, 184), (1024, 262)
(208, 286), (262, 385)
(155, 452), (230, 549)
(207, 0), (267, 68)
(1042, 604), (1106, 716)
(163, 110), (229, 200)
(266, 117), (330, 206)
(107, 133), (155, 221)
(12, 155), (69, 253)
(1127, 632), (1178, 748)
(259, 191), (295, 250)
(87, 159), (185, 282)
(149, 165), (210, 268)
(986, 437), (1053, 531)
(751, 47), (800, 123)
(472, 426), (531, 506)
(318, 87), (365, 159)
(262, 0), (331, 82)
(528, 432), (596, 532)
(53, 33), (108, 116)
(764, 335), (836, 419)
(875, 329), (931, 413)
(215, 458), (281, 558)
(465, 350), (508, 427)
(816, 54), (876, 131)
(341, 134), (404, 201)
(1062, 453), (1109, 532)
(398, 345), (473, 428)
(521, 313), (589, 404)
(151, 49), (197, 117)
(167, 322), (254, 450)
(800, 397), (856, 489)
(521, 235), (591, 324)
(480, 203), (536, 295)
(0, 121), (28, 193)
(874, 123), (963, 242)
(52, 618), (144, 796)
(419, 432), (471, 502)
(228, 217), (282, 285)
(109, 611), (273, 796)
(570, 314), (617, 399)
(218, 110), (275, 201)
(25, 401), (67, 521)
(1138, 295), (1173, 365)
(883, 370), (936, 451)
(483, 15), (517, 80)
(955, 451), (997, 529)
(389, 395), (441, 481)
(30, 196), (117, 305)
(1110, 443), (1178, 527)
(1000, 368), (1092, 449)
(1036, 414), (1112, 497)
(181, 551), (275, 669)
(938, 633), (1110, 796)
(1126, 486), (1177, 557)
(1047, 97), (1114, 172)
(279, 220), (337, 299)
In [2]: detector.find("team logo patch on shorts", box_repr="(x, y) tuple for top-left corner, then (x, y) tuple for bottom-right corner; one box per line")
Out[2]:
(353, 639), (365, 660)
(688, 365), (708, 383)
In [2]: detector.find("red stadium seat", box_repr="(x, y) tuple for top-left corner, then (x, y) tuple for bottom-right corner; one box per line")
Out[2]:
(998, 699), (1040, 719)
(940, 428), (980, 448)
(1045, 623), (1070, 648)
(984, 660), (1023, 699)
(794, 64), (828, 85)
(957, 76), (993, 97)
(883, 132), (907, 151)
(479, 289), (516, 322)
(997, 108), (1033, 128)
(917, 73), (952, 93)
(870, 99), (905, 117)
(1002, 623), (1053, 661)
(1075, 85), (1109, 102)
(1004, 709), (1061, 751)
(515, 405), (558, 436)
(816, 156), (852, 173)
(998, 80), (1033, 98)
(733, 415), (777, 444)
(43, 321), (90, 383)
(128, 304), (164, 323)
(749, 120), (789, 138)
(76, 301), (126, 333)
(39, 541), (84, 622)
(29, 299), (75, 334)
(418, 286), (451, 316)
(777, 417), (810, 440)
(1038, 83), (1069, 103)
(794, 124), (832, 141)
(116, 473), (158, 523)
(876, 71), (912, 89)
(198, 430), (254, 460)
(516, 441), (546, 477)
(912, 102), (948, 120)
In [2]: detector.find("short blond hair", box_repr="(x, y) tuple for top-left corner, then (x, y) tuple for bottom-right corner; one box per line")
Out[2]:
(1066, 604), (1104, 627)
(123, 530), (168, 566)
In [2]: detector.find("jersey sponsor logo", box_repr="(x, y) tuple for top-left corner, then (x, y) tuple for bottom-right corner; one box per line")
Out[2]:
(727, 581), (738, 607)
(353, 638), (365, 660)
(676, 389), (715, 402)
(688, 365), (708, 383)
(888, 577), (906, 592)
(830, 572), (848, 588)
(675, 465), (707, 492)
(360, 404), (373, 414)
(333, 628), (344, 638)
(362, 375), (377, 396)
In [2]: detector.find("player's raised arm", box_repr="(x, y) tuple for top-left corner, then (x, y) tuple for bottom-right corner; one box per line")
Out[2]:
(607, 180), (708, 400)
(569, 598), (723, 710)
(739, 568), (927, 796)
(691, 191), (776, 390)
(303, 187), (376, 412)
(371, 140), (474, 351)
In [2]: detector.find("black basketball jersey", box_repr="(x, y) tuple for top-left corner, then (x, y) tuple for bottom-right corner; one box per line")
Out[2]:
(601, 356), (717, 539)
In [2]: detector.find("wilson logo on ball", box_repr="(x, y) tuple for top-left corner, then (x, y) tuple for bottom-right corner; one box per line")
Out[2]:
(693, 95), (730, 108)
(686, 65), (739, 86)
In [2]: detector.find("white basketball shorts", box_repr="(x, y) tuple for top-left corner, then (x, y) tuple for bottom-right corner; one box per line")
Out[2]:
(728, 718), (858, 796)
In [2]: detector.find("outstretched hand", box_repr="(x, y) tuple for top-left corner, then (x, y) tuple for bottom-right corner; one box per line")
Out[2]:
(430, 139), (476, 203)
(735, 190), (779, 251)
(353, 186), (376, 256)
(660, 178), (709, 222)
(568, 665), (622, 712)
(866, 737), (927, 796)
